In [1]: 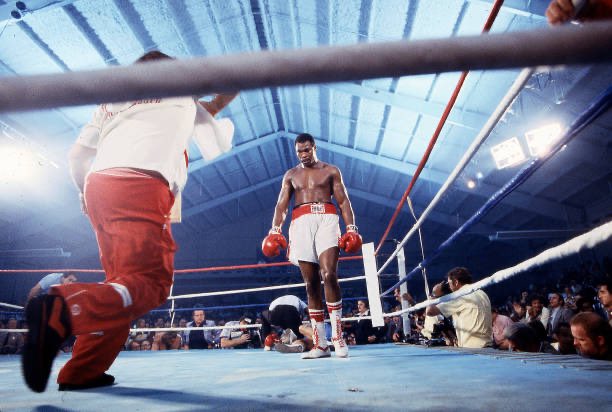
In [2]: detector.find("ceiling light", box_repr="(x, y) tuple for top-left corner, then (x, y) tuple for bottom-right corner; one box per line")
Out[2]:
(491, 137), (526, 170)
(467, 179), (476, 189)
(525, 123), (563, 156)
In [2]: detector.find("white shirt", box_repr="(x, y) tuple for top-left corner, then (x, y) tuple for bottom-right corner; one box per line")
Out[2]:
(269, 295), (307, 313)
(38, 273), (64, 293)
(437, 285), (492, 348)
(525, 306), (550, 328)
(77, 97), (233, 194)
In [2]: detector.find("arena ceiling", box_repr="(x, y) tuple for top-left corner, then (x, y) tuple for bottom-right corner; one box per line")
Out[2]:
(0, 0), (610, 299)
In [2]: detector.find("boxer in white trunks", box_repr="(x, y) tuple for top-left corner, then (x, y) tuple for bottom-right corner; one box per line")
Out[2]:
(262, 133), (362, 359)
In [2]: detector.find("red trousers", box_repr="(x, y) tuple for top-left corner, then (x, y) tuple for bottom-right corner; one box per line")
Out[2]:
(51, 170), (176, 385)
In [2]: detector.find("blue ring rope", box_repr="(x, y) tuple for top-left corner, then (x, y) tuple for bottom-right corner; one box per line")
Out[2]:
(380, 84), (612, 297)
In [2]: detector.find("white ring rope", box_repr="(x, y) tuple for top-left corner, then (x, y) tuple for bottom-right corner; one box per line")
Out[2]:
(0, 302), (24, 310)
(377, 67), (536, 276)
(385, 220), (612, 318)
(168, 275), (366, 300)
(0, 23), (610, 112)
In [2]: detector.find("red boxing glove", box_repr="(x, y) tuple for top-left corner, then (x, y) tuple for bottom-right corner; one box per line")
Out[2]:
(261, 230), (288, 257)
(264, 333), (279, 349)
(339, 225), (362, 253)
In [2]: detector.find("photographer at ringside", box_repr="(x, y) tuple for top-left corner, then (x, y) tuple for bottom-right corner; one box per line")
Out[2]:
(219, 316), (262, 349)
(420, 280), (457, 347)
(426, 267), (492, 348)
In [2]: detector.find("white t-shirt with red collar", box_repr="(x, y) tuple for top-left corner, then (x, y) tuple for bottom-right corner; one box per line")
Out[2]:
(77, 96), (233, 194)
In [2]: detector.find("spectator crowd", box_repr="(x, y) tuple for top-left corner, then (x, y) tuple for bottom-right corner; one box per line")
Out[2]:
(2, 258), (611, 362)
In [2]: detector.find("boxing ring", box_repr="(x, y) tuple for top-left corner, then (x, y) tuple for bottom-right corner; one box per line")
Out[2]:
(0, 344), (610, 411)
(1, 15), (612, 412)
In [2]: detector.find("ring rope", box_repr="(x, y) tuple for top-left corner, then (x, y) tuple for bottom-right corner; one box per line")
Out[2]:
(0, 22), (610, 112)
(0, 256), (363, 275)
(0, 302), (24, 310)
(385, 220), (612, 317)
(381, 83), (612, 296)
(375, 0), (504, 254)
(375, 67), (536, 278)
(168, 275), (366, 300)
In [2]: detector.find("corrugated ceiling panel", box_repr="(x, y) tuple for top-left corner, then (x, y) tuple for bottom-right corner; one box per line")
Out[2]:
(131, 0), (190, 57)
(184, 0), (224, 56)
(331, 1), (362, 45)
(369, 0), (410, 41)
(281, 86), (305, 133)
(329, 90), (354, 146)
(237, 151), (268, 182)
(395, 74), (437, 100)
(24, 7), (106, 70)
(302, 86), (322, 137)
(409, 0), (463, 40)
(379, 107), (419, 159)
(199, 166), (231, 196)
(354, 99), (386, 151)
(73, 3), (142, 65)
(464, 70), (521, 113)
(0, 23), (63, 75)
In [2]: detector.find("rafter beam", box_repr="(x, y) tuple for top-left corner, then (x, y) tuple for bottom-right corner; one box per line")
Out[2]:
(188, 132), (284, 173)
(349, 188), (497, 233)
(183, 175), (283, 219)
(326, 82), (488, 131)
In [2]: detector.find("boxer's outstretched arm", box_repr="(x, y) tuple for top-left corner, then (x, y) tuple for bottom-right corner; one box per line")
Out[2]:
(68, 143), (97, 193)
(199, 93), (238, 116)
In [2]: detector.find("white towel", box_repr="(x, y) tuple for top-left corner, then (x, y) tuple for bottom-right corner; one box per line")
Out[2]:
(193, 104), (235, 161)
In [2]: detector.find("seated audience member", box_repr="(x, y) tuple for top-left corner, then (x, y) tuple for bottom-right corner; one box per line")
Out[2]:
(552, 322), (576, 355)
(127, 318), (152, 349)
(426, 267), (492, 348)
(354, 300), (385, 345)
(183, 309), (215, 350)
(519, 291), (529, 306)
(0, 319), (24, 354)
(510, 301), (526, 323)
(387, 315), (405, 343)
(570, 312), (612, 361)
(525, 295), (550, 328)
(547, 292), (575, 339)
(129, 341), (141, 351)
(220, 316), (262, 349)
(492, 307), (514, 350)
(503, 323), (540, 353)
(575, 297), (595, 313)
(527, 320), (558, 354)
(597, 280), (612, 325)
(152, 321), (182, 351)
(394, 287), (416, 306)
(563, 286), (577, 310)
(140, 340), (152, 351)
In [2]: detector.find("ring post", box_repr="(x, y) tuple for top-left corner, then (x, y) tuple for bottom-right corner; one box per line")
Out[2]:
(363, 242), (385, 327)
(396, 247), (412, 336)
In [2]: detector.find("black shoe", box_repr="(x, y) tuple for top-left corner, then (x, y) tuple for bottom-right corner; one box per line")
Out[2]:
(58, 373), (115, 391)
(22, 295), (71, 393)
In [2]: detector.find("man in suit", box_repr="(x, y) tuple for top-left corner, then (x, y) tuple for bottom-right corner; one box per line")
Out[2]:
(547, 292), (574, 340)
